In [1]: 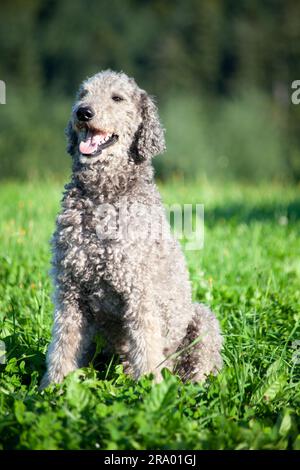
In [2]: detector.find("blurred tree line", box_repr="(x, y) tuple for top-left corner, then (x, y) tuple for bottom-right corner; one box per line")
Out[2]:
(1, 0), (300, 181)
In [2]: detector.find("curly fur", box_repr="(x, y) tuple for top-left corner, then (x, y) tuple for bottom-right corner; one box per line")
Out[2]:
(40, 70), (222, 389)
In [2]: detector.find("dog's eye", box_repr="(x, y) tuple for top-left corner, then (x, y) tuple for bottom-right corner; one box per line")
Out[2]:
(112, 94), (124, 102)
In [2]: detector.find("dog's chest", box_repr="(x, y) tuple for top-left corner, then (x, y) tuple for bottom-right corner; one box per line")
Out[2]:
(55, 202), (123, 287)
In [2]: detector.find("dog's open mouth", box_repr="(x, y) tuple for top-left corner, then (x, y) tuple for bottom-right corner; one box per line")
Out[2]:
(79, 129), (118, 157)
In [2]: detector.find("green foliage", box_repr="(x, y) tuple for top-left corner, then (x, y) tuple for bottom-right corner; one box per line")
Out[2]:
(159, 91), (289, 181)
(0, 91), (70, 180)
(0, 1), (300, 181)
(0, 181), (299, 449)
(1, 0), (300, 97)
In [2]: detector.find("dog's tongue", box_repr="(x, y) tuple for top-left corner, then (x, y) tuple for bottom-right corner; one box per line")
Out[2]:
(79, 130), (104, 155)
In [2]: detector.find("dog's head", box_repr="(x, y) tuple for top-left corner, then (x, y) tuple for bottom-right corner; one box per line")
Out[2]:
(66, 70), (165, 166)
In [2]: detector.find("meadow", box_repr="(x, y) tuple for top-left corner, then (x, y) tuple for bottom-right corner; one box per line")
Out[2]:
(0, 180), (299, 450)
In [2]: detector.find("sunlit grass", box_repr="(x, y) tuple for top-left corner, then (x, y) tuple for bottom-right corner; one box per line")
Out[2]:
(0, 181), (299, 449)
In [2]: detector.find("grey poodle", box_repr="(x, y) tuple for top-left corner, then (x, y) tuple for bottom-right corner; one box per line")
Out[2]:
(40, 70), (222, 389)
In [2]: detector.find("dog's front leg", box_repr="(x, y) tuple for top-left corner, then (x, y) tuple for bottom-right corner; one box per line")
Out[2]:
(40, 297), (94, 390)
(124, 290), (165, 382)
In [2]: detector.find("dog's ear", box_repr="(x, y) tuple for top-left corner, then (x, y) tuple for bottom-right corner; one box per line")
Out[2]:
(65, 120), (78, 156)
(133, 92), (165, 161)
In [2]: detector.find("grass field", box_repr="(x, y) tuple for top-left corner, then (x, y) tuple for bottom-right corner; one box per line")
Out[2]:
(0, 180), (299, 450)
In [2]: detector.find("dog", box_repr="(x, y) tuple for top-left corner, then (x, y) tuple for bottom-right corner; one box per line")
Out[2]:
(40, 70), (222, 389)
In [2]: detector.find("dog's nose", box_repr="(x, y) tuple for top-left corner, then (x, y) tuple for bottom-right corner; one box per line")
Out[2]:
(76, 106), (94, 122)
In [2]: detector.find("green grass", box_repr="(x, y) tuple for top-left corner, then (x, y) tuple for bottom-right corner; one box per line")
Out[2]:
(0, 180), (299, 450)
